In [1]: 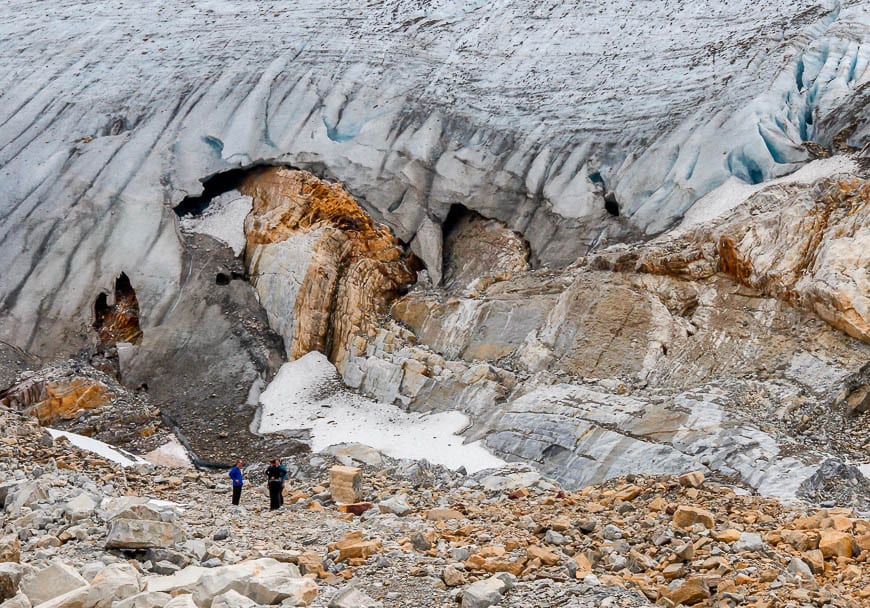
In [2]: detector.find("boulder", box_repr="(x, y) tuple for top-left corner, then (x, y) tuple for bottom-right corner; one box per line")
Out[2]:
(105, 519), (184, 550)
(377, 495), (412, 517)
(88, 562), (143, 605)
(2, 592), (31, 608)
(668, 576), (710, 605)
(672, 506), (715, 529)
(734, 532), (765, 553)
(0, 562), (26, 601)
(0, 481), (23, 508)
(20, 562), (88, 606)
(64, 494), (98, 522)
(114, 592), (172, 608)
(209, 590), (257, 608)
(163, 596), (197, 608)
(678, 471), (705, 488)
(526, 545), (560, 566)
(327, 586), (381, 608)
(461, 576), (508, 608)
(144, 566), (206, 595)
(328, 466), (362, 505)
(426, 509), (464, 522)
(191, 559), (317, 607)
(442, 566), (467, 587)
(786, 557), (813, 579)
(0, 534), (21, 563)
(818, 530), (856, 558)
(3, 481), (48, 515)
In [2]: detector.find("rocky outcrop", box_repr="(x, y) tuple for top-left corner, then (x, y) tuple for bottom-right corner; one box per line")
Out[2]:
(0, 364), (166, 452)
(634, 177), (870, 342)
(335, 171), (870, 495)
(240, 168), (417, 371)
(0, 375), (113, 426)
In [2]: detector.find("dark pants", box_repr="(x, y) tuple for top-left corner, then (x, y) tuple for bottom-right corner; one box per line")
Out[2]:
(279, 482), (285, 506)
(232, 485), (242, 506)
(268, 481), (282, 510)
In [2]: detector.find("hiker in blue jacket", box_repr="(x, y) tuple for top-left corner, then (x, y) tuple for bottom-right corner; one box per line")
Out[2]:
(229, 459), (244, 506)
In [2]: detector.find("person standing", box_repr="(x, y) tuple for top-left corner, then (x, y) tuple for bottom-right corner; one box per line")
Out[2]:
(228, 459), (244, 506)
(265, 459), (283, 510)
(277, 459), (288, 506)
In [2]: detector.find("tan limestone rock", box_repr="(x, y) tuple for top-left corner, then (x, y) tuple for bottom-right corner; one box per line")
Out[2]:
(328, 466), (362, 505)
(818, 530), (856, 558)
(673, 506), (715, 529)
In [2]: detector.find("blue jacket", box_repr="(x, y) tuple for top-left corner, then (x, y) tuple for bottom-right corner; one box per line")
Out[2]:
(229, 466), (243, 487)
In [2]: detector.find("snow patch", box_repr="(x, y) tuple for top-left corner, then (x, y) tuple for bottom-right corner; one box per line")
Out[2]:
(46, 428), (147, 467)
(179, 190), (252, 256)
(675, 155), (859, 231)
(256, 352), (504, 473)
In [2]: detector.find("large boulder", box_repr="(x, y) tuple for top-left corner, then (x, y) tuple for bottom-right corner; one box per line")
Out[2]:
(461, 575), (513, 608)
(191, 559), (317, 607)
(163, 596), (197, 608)
(19, 562), (88, 606)
(3, 480), (49, 514)
(64, 494), (98, 522)
(105, 519), (184, 550)
(209, 590), (257, 608)
(145, 567), (207, 595)
(0, 563), (27, 601)
(327, 586), (381, 608)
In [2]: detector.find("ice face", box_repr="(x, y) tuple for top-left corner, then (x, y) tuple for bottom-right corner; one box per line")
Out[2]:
(0, 0), (867, 352)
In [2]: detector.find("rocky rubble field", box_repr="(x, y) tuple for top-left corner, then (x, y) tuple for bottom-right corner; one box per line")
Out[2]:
(2, 407), (869, 608)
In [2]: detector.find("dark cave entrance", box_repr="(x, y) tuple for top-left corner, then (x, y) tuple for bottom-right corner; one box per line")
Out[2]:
(173, 168), (252, 217)
(94, 272), (143, 346)
(604, 192), (620, 217)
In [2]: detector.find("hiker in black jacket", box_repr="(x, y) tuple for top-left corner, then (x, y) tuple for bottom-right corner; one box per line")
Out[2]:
(265, 459), (283, 510)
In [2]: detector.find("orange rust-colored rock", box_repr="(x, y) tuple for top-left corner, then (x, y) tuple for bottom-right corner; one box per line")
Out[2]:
(637, 178), (870, 342)
(0, 376), (113, 425)
(240, 168), (416, 367)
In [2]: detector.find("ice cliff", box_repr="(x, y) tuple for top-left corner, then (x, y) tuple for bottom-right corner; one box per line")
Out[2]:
(1, 0), (868, 354)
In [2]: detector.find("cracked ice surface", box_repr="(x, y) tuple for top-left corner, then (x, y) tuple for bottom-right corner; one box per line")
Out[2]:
(0, 0), (867, 352)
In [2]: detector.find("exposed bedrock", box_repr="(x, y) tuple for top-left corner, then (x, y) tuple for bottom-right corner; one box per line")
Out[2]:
(1, 0), (869, 358)
(239, 167), (418, 372)
(340, 172), (870, 495)
(0, 363), (167, 452)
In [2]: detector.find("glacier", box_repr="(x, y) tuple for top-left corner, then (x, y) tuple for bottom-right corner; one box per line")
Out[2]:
(0, 0), (868, 357)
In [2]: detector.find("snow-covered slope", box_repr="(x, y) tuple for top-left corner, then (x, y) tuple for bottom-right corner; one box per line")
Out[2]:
(0, 0), (867, 354)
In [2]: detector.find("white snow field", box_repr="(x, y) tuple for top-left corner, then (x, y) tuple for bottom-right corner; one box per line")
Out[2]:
(0, 0), (867, 349)
(256, 352), (505, 473)
(46, 428), (148, 467)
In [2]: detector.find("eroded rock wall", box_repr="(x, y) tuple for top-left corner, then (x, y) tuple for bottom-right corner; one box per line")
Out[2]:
(240, 168), (417, 371)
